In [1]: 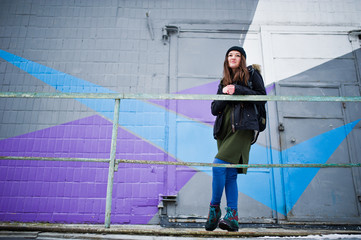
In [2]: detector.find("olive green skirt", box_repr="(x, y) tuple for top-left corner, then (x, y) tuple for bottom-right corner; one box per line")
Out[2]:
(215, 105), (253, 174)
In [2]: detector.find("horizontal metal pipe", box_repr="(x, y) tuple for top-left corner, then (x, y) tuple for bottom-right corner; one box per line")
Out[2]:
(1, 156), (360, 168)
(0, 156), (109, 163)
(116, 159), (361, 168)
(0, 92), (360, 102)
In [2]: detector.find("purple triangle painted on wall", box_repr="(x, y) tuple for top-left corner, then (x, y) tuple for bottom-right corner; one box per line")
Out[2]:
(149, 82), (275, 124)
(0, 115), (196, 224)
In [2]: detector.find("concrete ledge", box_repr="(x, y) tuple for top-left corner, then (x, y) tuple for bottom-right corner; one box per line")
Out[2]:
(1, 222), (361, 238)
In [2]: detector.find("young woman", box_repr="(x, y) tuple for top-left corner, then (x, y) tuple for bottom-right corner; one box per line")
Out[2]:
(205, 46), (266, 232)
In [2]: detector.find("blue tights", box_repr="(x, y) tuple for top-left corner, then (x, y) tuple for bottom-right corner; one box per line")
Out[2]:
(211, 158), (238, 210)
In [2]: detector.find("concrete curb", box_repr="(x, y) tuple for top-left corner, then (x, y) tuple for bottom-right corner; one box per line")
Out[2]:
(1, 222), (361, 238)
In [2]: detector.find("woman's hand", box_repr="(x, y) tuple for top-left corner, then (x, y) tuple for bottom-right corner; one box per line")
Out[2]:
(222, 85), (235, 95)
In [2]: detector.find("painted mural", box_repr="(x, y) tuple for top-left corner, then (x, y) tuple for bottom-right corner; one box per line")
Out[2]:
(0, 0), (360, 225)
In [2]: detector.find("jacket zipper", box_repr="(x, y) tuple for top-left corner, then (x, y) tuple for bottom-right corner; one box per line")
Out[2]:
(231, 105), (235, 133)
(240, 104), (243, 128)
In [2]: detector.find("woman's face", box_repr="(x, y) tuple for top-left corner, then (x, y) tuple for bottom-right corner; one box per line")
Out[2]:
(227, 50), (241, 70)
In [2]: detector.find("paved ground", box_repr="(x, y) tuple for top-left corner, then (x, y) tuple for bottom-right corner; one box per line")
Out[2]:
(1, 231), (361, 240)
(0, 223), (360, 240)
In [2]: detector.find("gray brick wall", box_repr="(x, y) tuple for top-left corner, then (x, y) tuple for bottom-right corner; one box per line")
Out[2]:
(0, 0), (260, 139)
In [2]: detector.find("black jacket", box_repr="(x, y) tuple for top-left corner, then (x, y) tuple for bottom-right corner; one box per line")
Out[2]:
(212, 65), (266, 139)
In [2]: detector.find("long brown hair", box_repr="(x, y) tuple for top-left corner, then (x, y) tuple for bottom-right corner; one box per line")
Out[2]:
(222, 54), (249, 86)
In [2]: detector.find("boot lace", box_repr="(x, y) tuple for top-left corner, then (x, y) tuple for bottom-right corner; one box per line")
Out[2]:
(225, 207), (236, 220)
(208, 206), (217, 221)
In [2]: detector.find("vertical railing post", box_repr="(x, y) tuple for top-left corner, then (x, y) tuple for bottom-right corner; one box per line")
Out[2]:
(105, 98), (120, 228)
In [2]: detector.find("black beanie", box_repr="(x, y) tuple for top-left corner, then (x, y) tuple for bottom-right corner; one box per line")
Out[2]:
(226, 46), (246, 59)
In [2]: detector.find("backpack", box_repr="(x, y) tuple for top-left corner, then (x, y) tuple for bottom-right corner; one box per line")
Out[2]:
(247, 65), (267, 144)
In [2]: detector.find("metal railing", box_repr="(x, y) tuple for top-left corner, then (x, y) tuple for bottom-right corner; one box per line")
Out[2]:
(0, 92), (361, 228)
(1, 91), (361, 101)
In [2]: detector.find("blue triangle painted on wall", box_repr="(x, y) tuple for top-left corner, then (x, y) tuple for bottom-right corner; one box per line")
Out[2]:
(281, 119), (360, 214)
(238, 120), (360, 216)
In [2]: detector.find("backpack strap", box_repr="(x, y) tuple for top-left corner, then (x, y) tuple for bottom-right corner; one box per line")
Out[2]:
(247, 65), (261, 145)
(247, 65), (255, 89)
